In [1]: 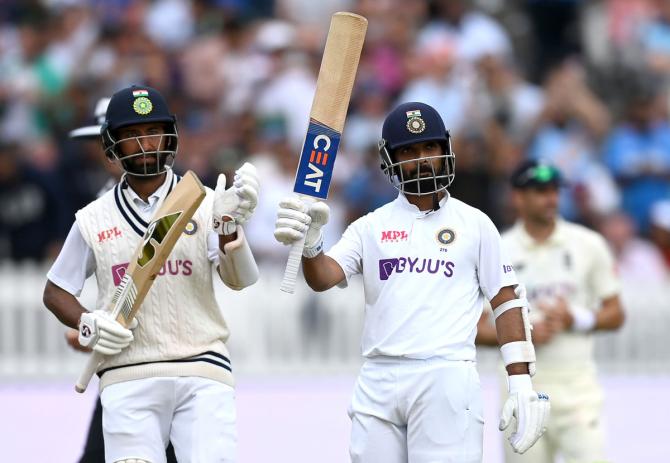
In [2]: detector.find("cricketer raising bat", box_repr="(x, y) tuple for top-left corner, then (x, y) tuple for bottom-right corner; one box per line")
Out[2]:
(280, 11), (367, 293)
(75, 170), (206, 393)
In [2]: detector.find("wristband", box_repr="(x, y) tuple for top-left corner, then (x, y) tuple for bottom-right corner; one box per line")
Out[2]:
(303, 232), (323, 258)
(508, 374), (532, 393)
(571, 306), (596, 332)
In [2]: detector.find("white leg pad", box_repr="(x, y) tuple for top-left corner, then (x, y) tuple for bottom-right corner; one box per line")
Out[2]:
(115, 459), (152, 463)
(217, 225), (259, 290)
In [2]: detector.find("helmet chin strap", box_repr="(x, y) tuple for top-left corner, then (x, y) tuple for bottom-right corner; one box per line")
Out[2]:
(432, 192), (440, 211)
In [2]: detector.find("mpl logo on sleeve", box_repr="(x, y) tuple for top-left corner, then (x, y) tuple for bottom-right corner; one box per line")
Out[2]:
(293, 119), (340, 200)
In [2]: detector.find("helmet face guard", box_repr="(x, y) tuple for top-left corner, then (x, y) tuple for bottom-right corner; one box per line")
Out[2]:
(102, 85), (178, 177)
(102, 126), (178, 177)
(379, 136), (455, 195)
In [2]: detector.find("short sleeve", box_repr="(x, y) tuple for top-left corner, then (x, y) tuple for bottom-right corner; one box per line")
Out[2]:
(477, 213), (518, 301)
(46, 222), (96, 296)
(588, 233), (620, 300)
(326, 219), (364, 282)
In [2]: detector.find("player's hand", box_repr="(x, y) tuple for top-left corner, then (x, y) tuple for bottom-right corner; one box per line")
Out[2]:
(499, 374), (550, 454)
(65, 329), (92, 353)
(78, 311), (138, 356)
(274, 196), (330, 253)
(213, 162), (259, 235)
(528, 320), (556, 346)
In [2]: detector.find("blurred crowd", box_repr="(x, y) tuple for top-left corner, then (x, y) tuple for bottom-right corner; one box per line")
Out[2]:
(1, 0), (670, 283)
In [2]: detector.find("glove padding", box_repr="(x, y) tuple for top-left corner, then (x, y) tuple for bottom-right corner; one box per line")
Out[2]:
(78, 311), (138, 356)
(499, 374), (550, 454)
(274, 196), (330, 250)
(213, 162), (259, 234)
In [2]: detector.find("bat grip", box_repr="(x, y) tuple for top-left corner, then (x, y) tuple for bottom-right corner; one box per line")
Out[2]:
(74, 351), (103, 393)
(280, 232), (307, 294)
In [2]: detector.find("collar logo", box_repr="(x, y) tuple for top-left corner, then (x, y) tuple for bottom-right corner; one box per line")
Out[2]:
(406, 109), (426, 134)
(133, 96), (153, 115)
(436, 228), (455, 245)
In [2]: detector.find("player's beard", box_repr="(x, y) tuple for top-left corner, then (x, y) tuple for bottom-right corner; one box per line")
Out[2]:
(122, 152), (170, 176)
(399, 161), (442, 195)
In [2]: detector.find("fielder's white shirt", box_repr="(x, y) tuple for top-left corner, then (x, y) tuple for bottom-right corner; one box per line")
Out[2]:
(327, 192), (518, 360)
(502, 219), (620, 375)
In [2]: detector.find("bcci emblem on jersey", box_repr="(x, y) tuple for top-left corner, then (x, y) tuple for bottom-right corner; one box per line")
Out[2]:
(436, 228), (455, 245)
(184, 219), (198, 235)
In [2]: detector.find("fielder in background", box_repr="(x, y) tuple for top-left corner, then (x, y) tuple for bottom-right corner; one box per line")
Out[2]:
(274, 101), (550, 462)
(476, 160), (625, 463)
(43, 85), (260, 463)
(64, 96), (177, 463)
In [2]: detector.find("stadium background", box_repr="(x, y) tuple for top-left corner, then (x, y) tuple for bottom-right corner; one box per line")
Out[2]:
(1, 0), (669, 461)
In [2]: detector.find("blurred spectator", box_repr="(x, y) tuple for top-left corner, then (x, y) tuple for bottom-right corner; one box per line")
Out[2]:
(397, 36), (470, 135)
(341, 144), (396, 225)
(649, 198), (670, 267)
(524, 0), (583, 82)
(599, 210), (668, 282)
(0, 142), (68, 261)
(416, 0), (512, 65)
(472, 54), (545, 145)
(639, 0), (670, 75)
(252, 20), (316, 150)
(344, 80), (392, 159)
(602, 73), (670, 233)
(529, 60), (619, 224)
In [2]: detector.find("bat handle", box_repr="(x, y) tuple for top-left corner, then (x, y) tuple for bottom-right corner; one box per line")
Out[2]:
(280, 232), (307, 294)
(74, 351), (103, 393)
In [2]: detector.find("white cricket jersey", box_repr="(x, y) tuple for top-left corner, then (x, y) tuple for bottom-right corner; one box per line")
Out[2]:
(502, 220), (620, 375)
(327, 193), (518, 360)
(48, 171), (234, 390)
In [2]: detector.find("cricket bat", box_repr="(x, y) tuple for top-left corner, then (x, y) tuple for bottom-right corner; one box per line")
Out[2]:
(75, 170), (206, 393)
(281, 11), (367, 293)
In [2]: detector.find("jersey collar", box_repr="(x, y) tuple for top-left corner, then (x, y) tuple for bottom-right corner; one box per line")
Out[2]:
(395, 191), (450, 217)
(114, 169), (180, 237)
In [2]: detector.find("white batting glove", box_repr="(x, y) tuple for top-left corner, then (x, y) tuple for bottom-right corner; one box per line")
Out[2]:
(274, 196), (330, 257)
(213, 162), (259, 235)
(78, 311), (138, 356)
(499, 374), (550, 454)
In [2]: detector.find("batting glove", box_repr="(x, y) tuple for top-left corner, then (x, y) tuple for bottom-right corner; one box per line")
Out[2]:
(274, 196), (330, 257)
(499, 374), (550, 454)
(213, 162), (259, 235)
(78, 311), (138, 356)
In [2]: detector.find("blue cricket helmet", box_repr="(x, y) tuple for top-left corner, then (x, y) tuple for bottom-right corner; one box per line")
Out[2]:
(101, 85), (178, 177)
(378, 102), (455, 195)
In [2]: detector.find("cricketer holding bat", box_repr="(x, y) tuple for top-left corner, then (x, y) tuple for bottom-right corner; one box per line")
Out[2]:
(43, 85), (260, 462)
(477, 160), (625, 463)
(275, 102), (550, 462)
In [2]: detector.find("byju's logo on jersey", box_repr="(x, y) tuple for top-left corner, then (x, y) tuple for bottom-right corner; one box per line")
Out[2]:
(111, 263), (130, 286)
(111, 260), (193, 286)
(378, 257), (455, 280)
(381, 230), (408, 243)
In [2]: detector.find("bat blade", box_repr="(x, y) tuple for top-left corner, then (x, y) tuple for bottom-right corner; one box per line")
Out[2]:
(281, 12), (367, 293)
(75, 170), (206, 393)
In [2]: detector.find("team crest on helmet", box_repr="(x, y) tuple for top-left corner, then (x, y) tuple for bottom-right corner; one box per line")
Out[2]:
(184, 219), (198, 235)
(436, 228), (455, 245)
(133, 96), (153, 115)
(405, 110), (426, 134)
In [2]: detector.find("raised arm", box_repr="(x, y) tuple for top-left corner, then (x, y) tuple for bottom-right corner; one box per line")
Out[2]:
(274, 197), (346, 292)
